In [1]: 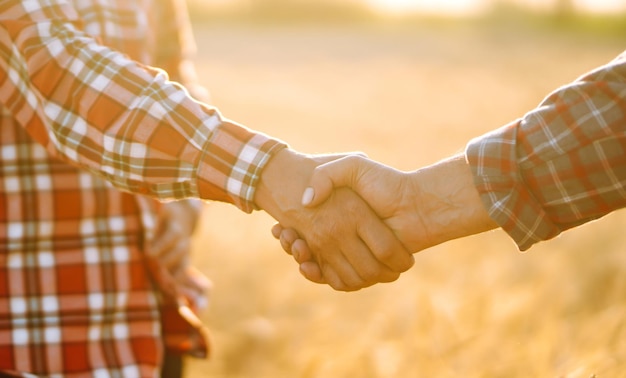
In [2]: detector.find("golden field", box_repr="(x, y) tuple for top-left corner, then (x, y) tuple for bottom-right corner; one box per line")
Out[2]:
(184, 15), (626, 377)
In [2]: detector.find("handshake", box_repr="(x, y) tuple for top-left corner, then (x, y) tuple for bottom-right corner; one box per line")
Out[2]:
(255, 148), (498, 292)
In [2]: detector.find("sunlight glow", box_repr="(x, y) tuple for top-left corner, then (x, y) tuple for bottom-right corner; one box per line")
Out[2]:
(365, 0), (626, 15)
(365, 0), (486, 15)
(195, 0), (626, 16)
(574, 0), (626, 13)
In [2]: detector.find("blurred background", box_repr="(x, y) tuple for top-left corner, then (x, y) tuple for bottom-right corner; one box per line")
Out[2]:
(183, 1), (626, 376)
(187, 0), (626, 18)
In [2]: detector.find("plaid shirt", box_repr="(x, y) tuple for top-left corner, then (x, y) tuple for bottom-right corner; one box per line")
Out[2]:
(0, 0), (285, 376)
(467, 50), (626, 251)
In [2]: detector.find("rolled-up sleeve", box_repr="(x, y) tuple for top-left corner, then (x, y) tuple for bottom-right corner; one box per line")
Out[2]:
(466, 51), (626, 250)
(0, 1), (286, 213)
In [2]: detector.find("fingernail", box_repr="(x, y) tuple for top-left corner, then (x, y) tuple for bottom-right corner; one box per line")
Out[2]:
(301, 187), (314, 206)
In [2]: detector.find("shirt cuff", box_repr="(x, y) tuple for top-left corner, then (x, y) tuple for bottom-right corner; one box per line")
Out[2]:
(465, 120), (563, 251)
(196, 120), (288, 213)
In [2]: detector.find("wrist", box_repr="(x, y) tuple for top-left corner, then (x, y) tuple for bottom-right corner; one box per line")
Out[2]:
(254, 148), (316, 225)
(412, 154), (497, 248)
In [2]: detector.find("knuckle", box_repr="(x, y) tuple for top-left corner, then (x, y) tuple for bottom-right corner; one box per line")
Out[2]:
(360, 264), (383, 282)
(375, 243), (397, 261)
(341, 275), (365, 291)
(376, 245), (414, 272)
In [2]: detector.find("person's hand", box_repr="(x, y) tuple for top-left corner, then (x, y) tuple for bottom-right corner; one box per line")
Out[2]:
(255, 149), (415, 291)
(274, 154), (498, 281)
(302, 155), (425, 250)
(271, 155), (421, 283)
(150, 200), (211, 305)
(151, 200), (201, 275)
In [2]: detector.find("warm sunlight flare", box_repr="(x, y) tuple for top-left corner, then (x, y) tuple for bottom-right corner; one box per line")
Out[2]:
(364, 0), (626, 15)
(574, 0), (626, 13)
(509, 0), (626, 12)
(196, 0), (626, 15)
(365, 0), (489, 15)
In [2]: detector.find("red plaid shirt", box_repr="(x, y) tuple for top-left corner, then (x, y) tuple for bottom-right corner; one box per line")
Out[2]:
(467, 51), (626, 251)
(0, 0), (285, 376)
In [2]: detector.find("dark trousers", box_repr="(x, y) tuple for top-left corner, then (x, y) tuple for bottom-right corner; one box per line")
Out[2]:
(161, 353), (184, 378)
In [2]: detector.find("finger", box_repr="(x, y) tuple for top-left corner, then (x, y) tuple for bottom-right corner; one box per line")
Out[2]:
(279, 236), (293, 256)
(301, 239), (363, 291)
(316, 237), (376, 291)
(302, 156), (366, 208)
(176, 266), (213, 292)
(280, 228), (300, 248)
(291, 239), (313, 263)
(298, 261), (325, 284)
(314, 189), (404, 286)
(279, 235), (292, 255)
(271, 223), (283, 239)
(278, 228), (300, 256)
(357, 215), (415, 273)
(174, 266), (213, 301)
(338, 234), (401, 287)
(158, 242), (190, 271)
(318, 262), (354, 292)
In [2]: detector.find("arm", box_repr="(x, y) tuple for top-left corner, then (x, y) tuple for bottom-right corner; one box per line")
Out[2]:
(1, 6), (281, 211)
(146, 0), (211, 301)
(280, 154), (497, 253)
(274, 154), (497, 282)
(467, 51), (626, 250)
(278, 50), (626, 278)
(0, 3), (413, 291)
(255, 149), (414, 290)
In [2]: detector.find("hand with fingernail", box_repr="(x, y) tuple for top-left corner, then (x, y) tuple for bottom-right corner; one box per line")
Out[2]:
(272, 154), (498, 284)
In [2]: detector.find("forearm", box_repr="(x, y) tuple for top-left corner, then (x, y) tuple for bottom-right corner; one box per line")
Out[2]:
(408, 154), (498, 250)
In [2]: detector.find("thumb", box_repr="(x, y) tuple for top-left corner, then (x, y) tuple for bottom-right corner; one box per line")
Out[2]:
(301, 155), (365, 208)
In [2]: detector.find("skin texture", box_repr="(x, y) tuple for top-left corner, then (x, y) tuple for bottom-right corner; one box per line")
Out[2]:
(273, 154), (498, 285)
(255, 148), (415, 291)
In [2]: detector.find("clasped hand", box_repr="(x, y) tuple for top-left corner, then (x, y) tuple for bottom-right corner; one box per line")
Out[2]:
(271, 154), (497, 289)
(270, 155), (423, 288)
(255, 149), (415, 292)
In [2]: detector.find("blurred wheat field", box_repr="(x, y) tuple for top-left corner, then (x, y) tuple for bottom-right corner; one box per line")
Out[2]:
(184, 19), (626, 377)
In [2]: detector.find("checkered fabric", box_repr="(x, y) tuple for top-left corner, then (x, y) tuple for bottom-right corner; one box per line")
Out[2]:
(0, 0), (285, 376)
(467, 50), (626, 251)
